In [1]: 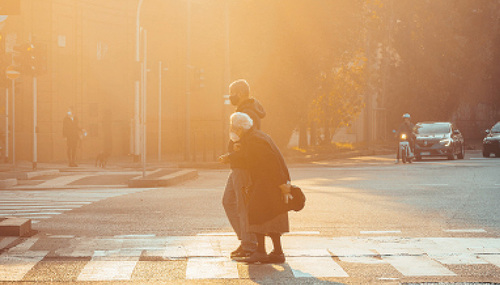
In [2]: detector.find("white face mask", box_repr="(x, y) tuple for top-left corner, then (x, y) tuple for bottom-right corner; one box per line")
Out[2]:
(229, 131), (240, 142)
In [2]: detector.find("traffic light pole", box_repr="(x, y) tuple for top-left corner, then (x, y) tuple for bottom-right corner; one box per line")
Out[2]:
(158, 61), (162, 162)
(4, 88), (8, 163)
(32, 76), (37, 170)
(142, 29), (147, 178)
(11, 78), (15, 168)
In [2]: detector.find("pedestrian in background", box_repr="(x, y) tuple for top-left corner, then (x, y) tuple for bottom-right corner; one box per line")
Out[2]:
(63, 108), (81, 167)
(225, 112), (292, 264)
(220, 79), (266, 260)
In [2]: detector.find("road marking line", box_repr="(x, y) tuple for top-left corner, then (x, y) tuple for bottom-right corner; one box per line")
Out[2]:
(478, 254), (500, 267)
(47, 235), (76, 239)
(9, 238), (39, 253)
(185, 257), (238, 279)
(0, 237), (17, 251)
(161, 245), (188, 259)
(197, 232), (236, 236)
(286, 231), (321, 235)
(287, 256), (349, 278)
(383, 255), (456, 276)
(197, 231), (321, 237)
(286, 249), (331, 257)
(36, 175), (90, 187)
(360, 230), (402, 235)
(114, 234), (156, 239)
(432, 253), (489, 265)
(77, 259), (139, 281)
(0, 251), (48, 281)
(0, 212), (62, 216)
(443, 229), (487, 233)
(411, 184), (449, 186)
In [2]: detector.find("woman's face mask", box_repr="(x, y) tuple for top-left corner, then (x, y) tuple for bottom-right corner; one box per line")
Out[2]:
(229, 131), (240, 142)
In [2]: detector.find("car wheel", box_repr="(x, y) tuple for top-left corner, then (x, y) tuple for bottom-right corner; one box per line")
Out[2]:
(483, 151), (490, 158)
(415, 155), (422, 161)
(447, 150), (455, 160)
(457, 144), (465, 159)
(495, 152), (500, 158)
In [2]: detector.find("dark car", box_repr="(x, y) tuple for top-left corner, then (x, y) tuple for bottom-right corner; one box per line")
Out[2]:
(414, 122), (465, 161)
(482, 121), (500, 157)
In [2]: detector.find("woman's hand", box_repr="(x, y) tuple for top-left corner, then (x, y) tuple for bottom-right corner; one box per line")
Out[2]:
(279, 183), (293, 204)
(218, 153), (230, 164)
(232, 142), (241, 151)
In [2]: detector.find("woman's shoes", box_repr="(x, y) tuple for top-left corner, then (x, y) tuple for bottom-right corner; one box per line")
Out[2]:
(231, 246), (253, 260)
(266, 250), (286, 264)
(243, 250), (286, 264)
(244, 251), (268, 264)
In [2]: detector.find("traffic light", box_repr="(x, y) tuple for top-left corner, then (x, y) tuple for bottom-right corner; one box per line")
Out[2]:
(13, 42), (31, 70)
(12, 42), (46, 76)
(26, 43), (36, 74)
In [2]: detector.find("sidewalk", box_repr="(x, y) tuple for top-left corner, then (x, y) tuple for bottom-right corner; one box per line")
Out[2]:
(0, 159), (197, 189)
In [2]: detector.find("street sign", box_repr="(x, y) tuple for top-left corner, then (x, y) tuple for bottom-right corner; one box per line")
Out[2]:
(6, 65), (20, 80)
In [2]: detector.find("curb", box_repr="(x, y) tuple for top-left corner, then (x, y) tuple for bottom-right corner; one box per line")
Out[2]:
(16, 169), (60, 180)
(128, 169), (198, 188)
(0, 178), (17, 189)
(0, 218), (31, 237)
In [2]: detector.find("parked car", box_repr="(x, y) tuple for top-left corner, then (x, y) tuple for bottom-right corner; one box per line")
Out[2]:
(414, 122), (465, 161)
(482, 121), (500, 157)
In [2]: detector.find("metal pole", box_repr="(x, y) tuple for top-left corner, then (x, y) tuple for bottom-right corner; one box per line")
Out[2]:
(158, 60), (162, 161)
(134, 0), (144, 160)
(11, 79), (15, 168)
(142, 29), (147, 177)
(4, 88), (8, 163)
(33, 77), (37, 170)
(223, 0), (230, 152)
(185, 0), (191, 160)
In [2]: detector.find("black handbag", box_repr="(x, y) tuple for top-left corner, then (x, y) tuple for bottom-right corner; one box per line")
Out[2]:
(287, 185), (305, 212)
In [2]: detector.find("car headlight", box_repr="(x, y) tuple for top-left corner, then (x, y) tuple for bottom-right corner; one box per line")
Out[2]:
(440, 138), (452, 146)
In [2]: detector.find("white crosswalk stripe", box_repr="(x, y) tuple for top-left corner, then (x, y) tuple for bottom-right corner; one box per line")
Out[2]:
(288, 256), (349, 277)
(78, 259), (140, 281)
(0, 235), (499, 281)
(382, 255), (456, 276)
(186, 257), (239, 279)
(0, 188), (150, 223)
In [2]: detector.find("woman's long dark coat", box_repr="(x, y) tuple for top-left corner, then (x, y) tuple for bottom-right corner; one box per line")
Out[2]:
(239, 128), (290, 225)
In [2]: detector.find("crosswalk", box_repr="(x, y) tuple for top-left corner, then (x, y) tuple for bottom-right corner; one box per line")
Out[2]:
(0, 188), (150, 223)
(1, 235), (499, 282)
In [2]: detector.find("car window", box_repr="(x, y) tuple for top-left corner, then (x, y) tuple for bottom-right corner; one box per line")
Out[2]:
(492, 123), (500, 133)
(416, 124), (451, 134)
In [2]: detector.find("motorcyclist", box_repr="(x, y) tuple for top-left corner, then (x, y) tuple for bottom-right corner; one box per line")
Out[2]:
(396, 113), (416, 161)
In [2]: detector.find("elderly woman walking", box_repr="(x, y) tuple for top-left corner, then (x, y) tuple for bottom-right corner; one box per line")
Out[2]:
(221, 112), (292, 264)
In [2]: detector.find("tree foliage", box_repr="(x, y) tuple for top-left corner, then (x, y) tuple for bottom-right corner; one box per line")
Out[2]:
(371, 0), (500, 130)
(309, 51), (367, 144)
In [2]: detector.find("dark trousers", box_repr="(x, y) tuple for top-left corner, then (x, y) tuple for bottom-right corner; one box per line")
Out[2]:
(66, 138), (78, 164)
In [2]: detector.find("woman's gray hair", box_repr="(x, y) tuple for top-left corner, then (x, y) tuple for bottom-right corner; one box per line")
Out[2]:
(230, 112), (253, 130)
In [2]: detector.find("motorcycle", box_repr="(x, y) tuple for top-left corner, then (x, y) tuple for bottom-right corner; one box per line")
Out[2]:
(393, 130), (414, 164)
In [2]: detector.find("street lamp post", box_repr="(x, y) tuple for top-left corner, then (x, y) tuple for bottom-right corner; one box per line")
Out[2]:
(158, 61), (167, 162)
(185, 0), (191, 161)
(135, 0), (144, 163)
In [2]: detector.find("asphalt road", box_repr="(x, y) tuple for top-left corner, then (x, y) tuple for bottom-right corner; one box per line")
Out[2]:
(1, 150), (499, 284)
